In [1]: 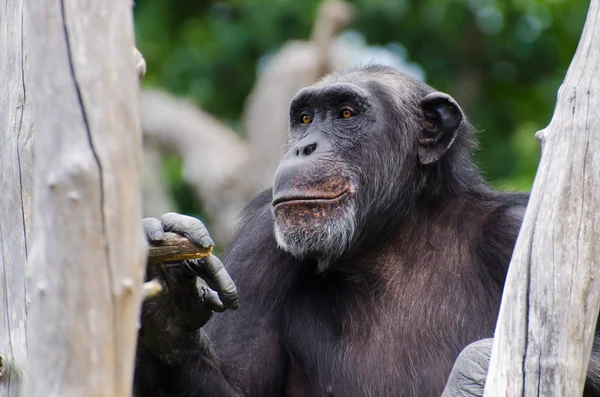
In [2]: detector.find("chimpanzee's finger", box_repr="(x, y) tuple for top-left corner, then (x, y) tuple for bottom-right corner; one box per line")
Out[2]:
(160, 212), (214, 248)
(143, 218), (164, 243)
(199, 283), (226, 313)
(185, 257), (239, 310)
(200, 255), (239, 310)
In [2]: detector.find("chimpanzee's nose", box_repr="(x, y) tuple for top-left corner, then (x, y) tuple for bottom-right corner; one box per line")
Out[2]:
(281, 133), (332, 162)
(296, 142), (317, 157)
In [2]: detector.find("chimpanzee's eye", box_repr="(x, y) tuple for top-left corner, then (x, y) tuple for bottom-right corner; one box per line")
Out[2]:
(300, 114), (312, 124)
(338, 106), (356, 119)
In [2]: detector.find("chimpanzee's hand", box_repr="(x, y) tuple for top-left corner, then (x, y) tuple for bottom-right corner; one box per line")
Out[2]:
(440, 338), (493, 397)
(139, 212), (238, 361)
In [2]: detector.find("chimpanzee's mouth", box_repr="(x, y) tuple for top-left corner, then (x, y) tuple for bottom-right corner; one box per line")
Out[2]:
(272, 189), (350, 207)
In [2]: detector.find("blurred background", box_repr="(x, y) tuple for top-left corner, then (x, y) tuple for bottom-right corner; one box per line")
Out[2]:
(133, 0), (588, 247)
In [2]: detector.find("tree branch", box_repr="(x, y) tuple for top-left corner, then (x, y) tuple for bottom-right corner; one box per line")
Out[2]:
(484, 1), (600, 395)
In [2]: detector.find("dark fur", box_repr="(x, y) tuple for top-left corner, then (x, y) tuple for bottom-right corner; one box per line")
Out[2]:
(134, 66), (600, 397)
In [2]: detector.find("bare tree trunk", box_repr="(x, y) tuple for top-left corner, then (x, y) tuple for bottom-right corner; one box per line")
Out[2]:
(484, 1), (600, 395)
(0, 1), (34, 395)
(22, 1), (146, 396)
(140, 89), (253, 245)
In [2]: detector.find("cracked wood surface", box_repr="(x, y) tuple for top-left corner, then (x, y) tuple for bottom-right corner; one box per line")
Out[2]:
(484, 1), (600, 395)
(22, 1), (146, 396)
(0, 1), (34, 396)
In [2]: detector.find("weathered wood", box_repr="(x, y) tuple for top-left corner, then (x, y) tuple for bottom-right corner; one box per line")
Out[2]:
(484, 1), (600, 395)
(22, 1), (146, 396)
(0, 0), (34, 395)
(147, 232), (212, 265)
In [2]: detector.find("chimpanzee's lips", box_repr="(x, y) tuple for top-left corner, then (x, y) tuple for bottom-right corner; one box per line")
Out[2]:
(272, 189), (350, 207)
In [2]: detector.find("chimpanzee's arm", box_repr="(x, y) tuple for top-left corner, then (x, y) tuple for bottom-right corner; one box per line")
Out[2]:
(134, 192), (290, 396)
(442, 335), (600, 397)
(134, 329), (242, 397)
(134, 212), (241, 396)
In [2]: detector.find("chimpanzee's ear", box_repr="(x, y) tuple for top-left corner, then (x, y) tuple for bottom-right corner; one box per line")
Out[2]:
(418, 92), (464, 165)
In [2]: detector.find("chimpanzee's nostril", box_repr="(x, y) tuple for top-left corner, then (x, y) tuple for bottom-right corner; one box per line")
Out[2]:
(302, 143), (317, 156)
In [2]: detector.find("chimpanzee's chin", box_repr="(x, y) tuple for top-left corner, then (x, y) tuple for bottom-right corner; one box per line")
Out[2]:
(272, 200), (356, 265)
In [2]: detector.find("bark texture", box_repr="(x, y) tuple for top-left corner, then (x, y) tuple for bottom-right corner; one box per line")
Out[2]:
(484, 1), (600, 395)
(0, 1), (34, 395)
(22, 1), (146, 396)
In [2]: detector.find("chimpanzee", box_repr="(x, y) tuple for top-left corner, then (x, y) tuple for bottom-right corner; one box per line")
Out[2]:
(135, 65), (600, 397)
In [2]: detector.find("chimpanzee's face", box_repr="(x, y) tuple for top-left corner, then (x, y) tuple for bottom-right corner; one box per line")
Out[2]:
(271, 68), (465, 271)
(271, 82), (375, 270)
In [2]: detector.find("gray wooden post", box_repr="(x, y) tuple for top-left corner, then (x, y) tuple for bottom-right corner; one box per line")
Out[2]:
(21, 0), (146, 396)
(484, 1), (600, 395)
(0, 1), (34, 396)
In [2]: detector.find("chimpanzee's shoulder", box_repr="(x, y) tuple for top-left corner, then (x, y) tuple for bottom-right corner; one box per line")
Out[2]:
(473, 191), (529, 285)
(491, 191), (529, 222)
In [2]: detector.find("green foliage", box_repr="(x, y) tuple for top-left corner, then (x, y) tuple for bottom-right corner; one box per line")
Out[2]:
(135, 0), (319, 125)
(134, 0), (588, 197)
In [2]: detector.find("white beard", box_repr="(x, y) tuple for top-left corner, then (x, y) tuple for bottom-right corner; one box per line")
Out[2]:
(273, 200), (357, 272)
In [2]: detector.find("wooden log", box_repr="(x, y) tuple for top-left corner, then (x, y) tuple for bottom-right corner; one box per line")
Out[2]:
(484, 1), (600, 395)
(147, 232), (212, 265)
(22, 1), (146, 396)
(0, 0), (34, 395)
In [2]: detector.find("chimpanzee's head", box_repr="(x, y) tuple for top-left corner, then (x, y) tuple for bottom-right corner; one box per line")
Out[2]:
(272, 65), (474, 271)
